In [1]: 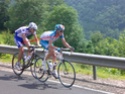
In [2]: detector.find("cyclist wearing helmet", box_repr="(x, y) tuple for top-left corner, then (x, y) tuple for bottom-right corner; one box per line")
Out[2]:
(40, 24), (73, 78)
(14, 22), (40, 70)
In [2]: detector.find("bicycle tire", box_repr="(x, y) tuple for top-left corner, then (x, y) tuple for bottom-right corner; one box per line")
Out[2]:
(12, 53), (25, 76)
(30, 58), (37, 78)
(58, 60), (76, 88)
(30, 54), (42, 78)
(34, 57), (49, 82)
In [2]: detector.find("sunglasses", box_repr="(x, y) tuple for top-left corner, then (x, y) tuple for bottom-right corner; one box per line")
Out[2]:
(60, 30), (64, 32)
(33, 28), (36, 31)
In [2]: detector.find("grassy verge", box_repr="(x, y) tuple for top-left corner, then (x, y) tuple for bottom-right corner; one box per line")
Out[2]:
(0, 54), (125, 80)
(0, 54), (12, 64)
(73, 63), (125, 80)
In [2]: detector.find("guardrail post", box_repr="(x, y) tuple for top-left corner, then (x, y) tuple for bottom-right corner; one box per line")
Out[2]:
(93, 65), (97, 80)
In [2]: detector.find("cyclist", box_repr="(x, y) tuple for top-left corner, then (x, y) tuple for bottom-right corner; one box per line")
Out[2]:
(40, 24), (74, 78)
(14, 22), (40, 71)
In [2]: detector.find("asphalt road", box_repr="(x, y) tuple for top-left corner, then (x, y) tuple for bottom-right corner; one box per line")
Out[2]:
(0, 70), (113, 94)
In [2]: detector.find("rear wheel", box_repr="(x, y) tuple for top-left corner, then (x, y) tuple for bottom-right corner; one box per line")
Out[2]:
(12, 53), (24, 76)
(30, 58), (37, 78)
(58, 60), (76, 88)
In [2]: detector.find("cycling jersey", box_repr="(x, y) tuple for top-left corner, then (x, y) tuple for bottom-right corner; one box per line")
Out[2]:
(14, 26), (36, 48)
(40, 30), (64, 41)
(15, 26), (36, 38)
(40, 30), (64, 49)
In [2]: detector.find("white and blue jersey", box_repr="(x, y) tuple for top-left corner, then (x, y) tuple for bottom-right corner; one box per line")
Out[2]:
(14, 26), (36, 48)
(40, 30), (64, 49)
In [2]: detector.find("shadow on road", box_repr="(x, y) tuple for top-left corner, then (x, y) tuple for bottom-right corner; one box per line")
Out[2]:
(0, 71), (72, 91)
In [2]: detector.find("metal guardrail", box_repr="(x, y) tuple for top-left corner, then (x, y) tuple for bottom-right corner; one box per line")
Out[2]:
(0, 45), (125, 79)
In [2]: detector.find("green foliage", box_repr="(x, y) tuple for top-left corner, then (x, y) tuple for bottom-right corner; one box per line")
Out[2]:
(117, 31), (125, 57)
(0, 30), (14, 45)
(5, 0), (47, 32)
(90, 31), (103, 46)
(5, 0), (65, 33)
(0, 0), (10, 30)
(1, 0), (65, 31)
(65, 0), (125, 39)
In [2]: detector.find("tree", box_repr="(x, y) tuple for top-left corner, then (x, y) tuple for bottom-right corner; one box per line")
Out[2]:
(5, 0), (65, 32)
(5, 0), (47, 32)
(65, 0), (125, 39)
(90, 31), (103, 46)
(0, 0), (10, 30)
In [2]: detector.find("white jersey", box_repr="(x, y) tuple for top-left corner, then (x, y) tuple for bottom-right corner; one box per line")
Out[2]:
(15, 26), (36, 38)
(40, 30), (64, 42)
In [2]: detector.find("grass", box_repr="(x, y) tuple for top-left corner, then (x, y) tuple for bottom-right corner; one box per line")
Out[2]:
(0, 54), (12, 64)
(0, 35), (4, 44)
(73, 63), (125, 80)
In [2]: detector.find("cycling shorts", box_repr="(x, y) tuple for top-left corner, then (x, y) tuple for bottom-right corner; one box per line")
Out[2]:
(40, 40), (49, 49)
(14, 33), (24, 48)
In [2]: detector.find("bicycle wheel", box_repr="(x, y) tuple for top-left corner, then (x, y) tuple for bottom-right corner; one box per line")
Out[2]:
(58, 60), (76, 88)
(12, 53), (24, 76)
(34, 57), (49, 82)
(30, 58), (37, 78)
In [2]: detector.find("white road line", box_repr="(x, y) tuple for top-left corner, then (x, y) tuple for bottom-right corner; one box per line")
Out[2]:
(48, 79), (115, 94)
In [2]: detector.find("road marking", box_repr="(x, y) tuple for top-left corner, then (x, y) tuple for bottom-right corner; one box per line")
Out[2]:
(48, 79), (114, 94)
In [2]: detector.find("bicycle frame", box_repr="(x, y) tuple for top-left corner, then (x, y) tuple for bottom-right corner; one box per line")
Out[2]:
(12, 46), (42, 76)
(44, 48), (69, 62)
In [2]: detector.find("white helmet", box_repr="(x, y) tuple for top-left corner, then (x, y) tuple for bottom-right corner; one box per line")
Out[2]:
(28, 22), (38, 30)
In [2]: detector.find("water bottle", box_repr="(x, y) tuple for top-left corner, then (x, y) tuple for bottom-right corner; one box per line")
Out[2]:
(25, 55), (31, 62)
(23, 54), (27, 60)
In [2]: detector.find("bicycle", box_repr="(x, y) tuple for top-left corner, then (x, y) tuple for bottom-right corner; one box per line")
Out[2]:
(33, 48), (76, 88)
(12, 46), (43, 77)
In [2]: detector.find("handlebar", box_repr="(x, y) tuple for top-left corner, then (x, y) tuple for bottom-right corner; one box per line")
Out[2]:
(60, 48), (71, 51)
(28, 45), (44, 52)
(29, 45), (41, 48)
(60, 47), (74, 51)
(28, 46), (74, 53)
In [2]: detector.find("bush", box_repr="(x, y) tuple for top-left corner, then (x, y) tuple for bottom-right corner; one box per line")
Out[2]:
(1, 30), (14, 45)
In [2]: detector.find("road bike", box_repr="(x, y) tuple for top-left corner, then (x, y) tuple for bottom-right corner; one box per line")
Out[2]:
(33, 48), (76, 88)
(12, 46), (43, 77)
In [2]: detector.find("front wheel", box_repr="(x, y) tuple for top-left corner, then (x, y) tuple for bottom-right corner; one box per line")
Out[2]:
(33, 57), (49, 82)
(12, 53), (24, 76)
(58, 60), (76, 88)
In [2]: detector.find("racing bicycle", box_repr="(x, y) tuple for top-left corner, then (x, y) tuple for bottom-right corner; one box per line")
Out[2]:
(33, 48), (76, 88)
(12, 46), (43, 77)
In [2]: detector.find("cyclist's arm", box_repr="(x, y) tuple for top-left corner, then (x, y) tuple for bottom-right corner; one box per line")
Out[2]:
(62, 38), (72, 48)
(22, 33), (30, 48)
(33, 34), (40, 46)
(48, 39), (54, 48)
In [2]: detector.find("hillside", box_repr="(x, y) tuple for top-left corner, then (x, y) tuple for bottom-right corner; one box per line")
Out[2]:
(64, 0), (125, 39)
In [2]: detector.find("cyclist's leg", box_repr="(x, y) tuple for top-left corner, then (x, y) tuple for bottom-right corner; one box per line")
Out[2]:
(40, 40), (58, 78)
(14, 36), (24, 70)
(48, 45), (59, 78)
(18, 46), (24, 62)
(40, 40), (50, 70)
(23, 38), (32, 62)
